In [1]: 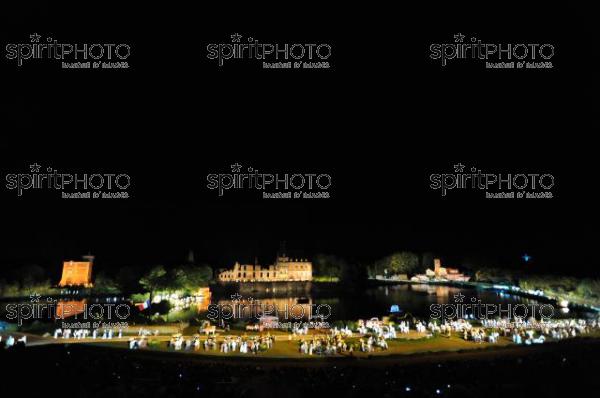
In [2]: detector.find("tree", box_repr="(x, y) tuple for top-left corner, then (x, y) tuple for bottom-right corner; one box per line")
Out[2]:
(116, 266), (141, 292)
(340, 261), (367, 288)
(94, 272), (121, 294)
(168, 267), (187, 291)
(168, 264), (213, 293)
(18, 265), (46, 286)
(313, 254), (345, 281)
(181, 265), (213, 290)
(139, 265), (168, 302)
(377, 251), (420, 276)
(576, 279), (600, 303)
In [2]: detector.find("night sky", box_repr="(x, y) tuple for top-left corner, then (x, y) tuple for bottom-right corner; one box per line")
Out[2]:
(1, 4), (593, 279)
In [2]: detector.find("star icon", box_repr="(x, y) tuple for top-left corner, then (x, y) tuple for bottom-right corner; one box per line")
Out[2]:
(453, 293), (465, 303)
(230, 293), (242, 302)
(30, 163), (41, 172)
(30, 292), (41, 303)
(231, 33), (242, 43)
(453, 163), (465, 172)
(30, 33), (41, 43)
(231, 163), (242, 173)
(454, 33), (465, 43)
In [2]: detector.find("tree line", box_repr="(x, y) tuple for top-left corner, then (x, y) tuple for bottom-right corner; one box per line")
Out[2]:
(0, 263), (213, 298)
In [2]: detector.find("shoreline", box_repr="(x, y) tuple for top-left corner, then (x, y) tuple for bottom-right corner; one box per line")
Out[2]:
(13, 335), (600, 367)
(368, 278), (600, 313)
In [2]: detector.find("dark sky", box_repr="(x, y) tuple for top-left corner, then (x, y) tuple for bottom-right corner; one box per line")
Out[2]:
(0, 3), (593, 279)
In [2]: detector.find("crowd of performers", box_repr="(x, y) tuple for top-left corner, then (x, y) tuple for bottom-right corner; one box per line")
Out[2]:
(0, 334), (27, 348)
(297, 329), (390, 355)
(52, 327), (130, 340)
(298, 320), (396, 356)
(165, 333), (276, 354)
(3, 317), (600, 354)
(480, 318), (600, 345)
(295, 316), (600, 356)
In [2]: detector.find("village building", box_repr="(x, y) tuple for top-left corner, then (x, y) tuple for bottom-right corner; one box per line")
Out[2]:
(412, 258), (470, 282)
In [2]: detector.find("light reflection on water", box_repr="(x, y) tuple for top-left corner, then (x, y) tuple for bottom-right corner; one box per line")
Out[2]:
(1, 285), (592, 325)
(205, 284), (589, 321)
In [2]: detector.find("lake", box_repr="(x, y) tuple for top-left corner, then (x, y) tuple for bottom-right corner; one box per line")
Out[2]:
(1, 283), (594, 328)
(207, 283), (591, 322)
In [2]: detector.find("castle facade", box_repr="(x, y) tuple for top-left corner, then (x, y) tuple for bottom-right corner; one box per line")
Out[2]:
(218, 255), (312, 282)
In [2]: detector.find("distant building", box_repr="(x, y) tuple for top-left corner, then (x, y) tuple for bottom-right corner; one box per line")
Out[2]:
(58, 255), (94, 287)
(218, 254), (312, 282)
(412, 258), (470, 282)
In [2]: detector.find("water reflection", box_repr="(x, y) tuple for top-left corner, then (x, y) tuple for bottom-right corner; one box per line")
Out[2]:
(1, 284), (592, 326)
(204, 284), (591, 321)
(215, 297), (314, 320)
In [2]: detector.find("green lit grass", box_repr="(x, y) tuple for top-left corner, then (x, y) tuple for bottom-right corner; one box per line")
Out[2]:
(86, 333), (513, 359)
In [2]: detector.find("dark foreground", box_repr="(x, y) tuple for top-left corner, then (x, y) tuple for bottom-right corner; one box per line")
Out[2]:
(3, 339), (600, 397)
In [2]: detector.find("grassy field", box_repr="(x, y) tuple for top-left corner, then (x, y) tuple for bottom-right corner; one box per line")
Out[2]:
(89, 333), (513, 359)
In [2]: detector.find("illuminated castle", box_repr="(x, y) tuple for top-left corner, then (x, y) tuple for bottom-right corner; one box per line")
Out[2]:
(218, 254), (312, 282)
(58, 255), (94, 287)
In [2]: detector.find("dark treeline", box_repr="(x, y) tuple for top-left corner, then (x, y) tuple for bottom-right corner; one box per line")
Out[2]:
(0, 263), (213, 299)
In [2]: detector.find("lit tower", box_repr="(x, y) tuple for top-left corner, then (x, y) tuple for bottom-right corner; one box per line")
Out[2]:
(59, 254), (94, 287)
